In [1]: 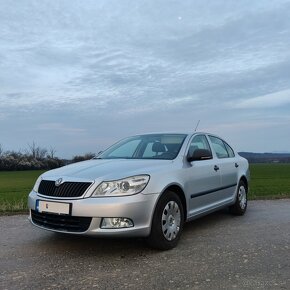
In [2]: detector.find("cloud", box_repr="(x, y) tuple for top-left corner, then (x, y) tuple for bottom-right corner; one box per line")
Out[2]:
(1, 0), (290, 156)
(233, 89), (290, 109)
(206, 117), (290, 132)
(36, 123), (87, 135)
(0, 112), (10, 120)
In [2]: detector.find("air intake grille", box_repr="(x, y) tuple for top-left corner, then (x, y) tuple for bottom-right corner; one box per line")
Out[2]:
(38, 180), (92, 198)
(31, 210), (91, 232)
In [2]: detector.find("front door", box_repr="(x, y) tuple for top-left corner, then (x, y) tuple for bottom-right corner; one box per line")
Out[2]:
(184, 135), (222, 217)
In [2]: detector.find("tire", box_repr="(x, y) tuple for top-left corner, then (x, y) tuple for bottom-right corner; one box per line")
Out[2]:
(147, 190), (184, 250)
(229, 180), (248, 215)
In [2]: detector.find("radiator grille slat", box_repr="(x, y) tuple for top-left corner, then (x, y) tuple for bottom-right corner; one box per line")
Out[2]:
(31, 210), (91, 232)
(38, 180), (92, 198)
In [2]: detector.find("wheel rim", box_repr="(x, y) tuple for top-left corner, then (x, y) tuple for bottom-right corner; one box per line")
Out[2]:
(238, 185), (247, 209)
(161, 201), (181, 241)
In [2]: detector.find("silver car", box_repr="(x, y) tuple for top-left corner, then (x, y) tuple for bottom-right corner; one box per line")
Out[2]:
(28, 132), (249, 250)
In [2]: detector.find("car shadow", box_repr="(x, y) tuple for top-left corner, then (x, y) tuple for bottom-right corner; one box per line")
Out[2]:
(32, 208), (236, 256)
(183, 208), (232, 234)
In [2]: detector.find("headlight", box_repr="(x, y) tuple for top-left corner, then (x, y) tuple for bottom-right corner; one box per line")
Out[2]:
(91, 175), (150, 197)
(33, 176), (42, 192)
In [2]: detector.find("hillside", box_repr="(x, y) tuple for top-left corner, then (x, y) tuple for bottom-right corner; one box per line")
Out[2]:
(239, 152), (290, 163)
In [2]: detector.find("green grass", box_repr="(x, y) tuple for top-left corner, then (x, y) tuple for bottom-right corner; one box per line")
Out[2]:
(0, 164), (289, 214)
(249, 163), (290, 199)
(0, 170), (44, 213)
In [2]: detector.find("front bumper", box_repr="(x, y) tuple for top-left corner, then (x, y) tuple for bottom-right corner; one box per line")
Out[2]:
(28, 191), (159, 237)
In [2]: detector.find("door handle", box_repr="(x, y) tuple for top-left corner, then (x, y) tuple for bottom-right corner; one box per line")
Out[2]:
(235, 163), (239, 168)
(214, 165), (219, 171)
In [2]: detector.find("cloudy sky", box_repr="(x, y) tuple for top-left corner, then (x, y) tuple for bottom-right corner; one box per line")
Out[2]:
(1, 0), (290, 158)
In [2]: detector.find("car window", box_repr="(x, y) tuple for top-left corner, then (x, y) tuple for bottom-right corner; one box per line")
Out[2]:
(107, 139), (141, 158)
(143, 142), (167, 158)
(209, 136), (229, 158)
(188, 135), (212, 158)
(224, 142), (235, 158)
(143, 142), (155, 157)
(99, 134), (187, 160)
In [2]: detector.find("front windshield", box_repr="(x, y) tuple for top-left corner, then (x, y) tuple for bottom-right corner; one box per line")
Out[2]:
(97, 134), (187, 160)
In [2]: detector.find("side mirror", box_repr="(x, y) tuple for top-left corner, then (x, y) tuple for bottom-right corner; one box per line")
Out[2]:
(187, 149), (212, 162)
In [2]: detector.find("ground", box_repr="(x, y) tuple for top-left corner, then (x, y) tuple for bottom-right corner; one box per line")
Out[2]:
(0, 200), (289, 289)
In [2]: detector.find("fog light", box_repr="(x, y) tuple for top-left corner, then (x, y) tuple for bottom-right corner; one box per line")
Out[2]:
(101, 217), (134, 229)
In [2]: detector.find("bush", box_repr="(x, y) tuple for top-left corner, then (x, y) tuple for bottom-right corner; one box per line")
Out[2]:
(71, 153), (95, 163)
(0, 144), (65, 171)
(0, 143), (96, 171)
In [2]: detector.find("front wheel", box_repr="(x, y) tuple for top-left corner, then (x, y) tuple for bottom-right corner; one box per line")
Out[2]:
(147, 191), (184, 250)
(229, 180), (248, 215)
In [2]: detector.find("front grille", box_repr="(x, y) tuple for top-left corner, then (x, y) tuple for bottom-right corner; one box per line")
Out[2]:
(31, 210), (92, 232)
(38, 180), (92, 198)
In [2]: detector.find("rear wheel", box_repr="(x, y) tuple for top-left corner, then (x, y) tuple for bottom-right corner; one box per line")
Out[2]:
(147, 190), (184, 250)
(229, 180), (247, 215)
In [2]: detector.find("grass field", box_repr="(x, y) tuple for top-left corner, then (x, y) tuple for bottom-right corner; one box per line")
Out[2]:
(0, 164), (289, 213)
(0, 170), (44, 213)
(249, 163), (290, 199)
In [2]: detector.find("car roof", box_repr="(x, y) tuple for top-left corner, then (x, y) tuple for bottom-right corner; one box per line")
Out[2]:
(131, 132), (211, 136)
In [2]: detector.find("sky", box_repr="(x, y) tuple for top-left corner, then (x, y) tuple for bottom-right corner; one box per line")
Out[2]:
(0, 0), (290, 158)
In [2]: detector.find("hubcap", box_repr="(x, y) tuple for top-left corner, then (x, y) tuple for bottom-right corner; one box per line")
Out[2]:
(162, 201), (181, 241)
(238, 185), (247, 209)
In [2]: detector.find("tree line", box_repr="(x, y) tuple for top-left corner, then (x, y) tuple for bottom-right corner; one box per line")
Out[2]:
(0, 143), (95, 171)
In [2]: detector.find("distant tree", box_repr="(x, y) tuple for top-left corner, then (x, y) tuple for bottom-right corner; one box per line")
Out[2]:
(27, 141), (47, 159)
(48, 146), (57, 159)
(27, 141), (37, 158)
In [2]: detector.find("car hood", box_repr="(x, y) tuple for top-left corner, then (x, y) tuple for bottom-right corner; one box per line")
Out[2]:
(42, 159), (174, 181)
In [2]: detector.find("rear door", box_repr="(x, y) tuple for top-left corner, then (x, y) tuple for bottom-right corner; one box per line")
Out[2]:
(208, 135), (239, 201)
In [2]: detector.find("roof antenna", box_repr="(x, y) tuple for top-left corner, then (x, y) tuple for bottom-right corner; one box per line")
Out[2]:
(194, 120), (200, 132)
